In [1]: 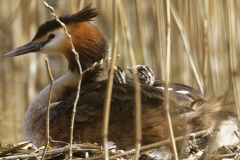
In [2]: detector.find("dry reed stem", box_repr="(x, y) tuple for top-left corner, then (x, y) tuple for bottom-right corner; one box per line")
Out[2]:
(43, 2), (83, 159)
(78, 0), (85, 11)
(135, 0), (149, 65)
(155, 0), (166, 79)
(170, 2), (204, 93)
(165, 0), (178, 159)
(117, 1), (141, 159)
(203, 20), (209, 98)
(110, 129), (211, 159)
(70, 0), (77, 13)
(227, 0), (240, 121)
(102, 1), (119, 159)
(41, 58), (54, 160)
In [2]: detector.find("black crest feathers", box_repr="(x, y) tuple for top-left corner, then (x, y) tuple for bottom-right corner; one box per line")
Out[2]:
(33, 4), (98, 40)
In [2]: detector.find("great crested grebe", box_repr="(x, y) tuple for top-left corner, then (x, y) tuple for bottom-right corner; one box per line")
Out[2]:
(4, 4), (238, 150)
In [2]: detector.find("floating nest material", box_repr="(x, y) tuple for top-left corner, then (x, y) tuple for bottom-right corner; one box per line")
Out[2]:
(1, 129), (240, 160)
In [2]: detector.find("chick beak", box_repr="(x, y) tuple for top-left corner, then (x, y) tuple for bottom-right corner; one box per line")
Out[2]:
(3, 42), (43, 57)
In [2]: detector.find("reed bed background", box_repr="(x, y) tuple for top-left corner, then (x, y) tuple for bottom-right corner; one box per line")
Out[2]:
(0, 0), (239, 148)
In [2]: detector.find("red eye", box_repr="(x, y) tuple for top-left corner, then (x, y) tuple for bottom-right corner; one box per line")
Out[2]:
(48, 34), (55, 40)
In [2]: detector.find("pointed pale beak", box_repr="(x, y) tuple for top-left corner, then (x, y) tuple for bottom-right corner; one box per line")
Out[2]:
(3, 42), (43, 57)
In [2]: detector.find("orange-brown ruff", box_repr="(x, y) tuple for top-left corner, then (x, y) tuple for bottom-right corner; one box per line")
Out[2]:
(4, 4), (238, 150)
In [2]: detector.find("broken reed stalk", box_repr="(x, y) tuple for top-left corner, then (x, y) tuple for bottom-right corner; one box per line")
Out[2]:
(0, 141), (31, 157)
(102, 1), (119, 159)
(110, 129), (211, 159)
(227, 0), (240, 121)
(49, 137), (69, 146)
(165, 0), (178, 160)
(43, 2), (83, 159)
(210, 154), (235, 159)
(170, 2), (204, 93)
(41, 58), (54, 160)
(117, 1), (141, 159)
(0, 145), (102, 160)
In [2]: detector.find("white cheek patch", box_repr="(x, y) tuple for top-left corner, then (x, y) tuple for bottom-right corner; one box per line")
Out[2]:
(42, 28), (66, 54)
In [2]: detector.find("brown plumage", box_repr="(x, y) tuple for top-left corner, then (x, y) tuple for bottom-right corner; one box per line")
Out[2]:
(32, 81), (236, 149)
